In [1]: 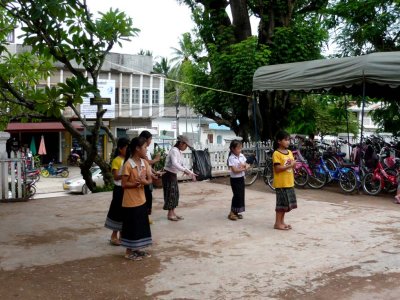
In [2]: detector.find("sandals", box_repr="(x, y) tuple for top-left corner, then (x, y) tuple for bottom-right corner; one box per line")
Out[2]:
(228, 212), (238, 221)
(124, 252), (142, 261)
(135, 250), (151, 258)
(168, 215), (184, 221)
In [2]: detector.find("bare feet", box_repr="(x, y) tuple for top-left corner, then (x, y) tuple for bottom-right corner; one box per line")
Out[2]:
(274, 224), (289, 230)
(283, 224), (292, 229)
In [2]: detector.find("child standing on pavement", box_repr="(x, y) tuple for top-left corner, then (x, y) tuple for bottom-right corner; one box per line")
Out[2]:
(121, 137), (153, 261)
(227, 140), (248, 221)
(272, 130), (297, 230)
(104, 137), (130, 246)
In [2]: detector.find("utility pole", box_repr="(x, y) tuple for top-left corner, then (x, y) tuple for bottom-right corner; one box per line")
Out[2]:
(176, 88), (180, 137)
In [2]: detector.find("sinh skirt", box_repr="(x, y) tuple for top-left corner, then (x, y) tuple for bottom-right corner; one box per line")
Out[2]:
(162, 171), (179, 210)
(120, 204), (152, 250)
(104, 186), (124, 231)
(275, 187), (297, 212)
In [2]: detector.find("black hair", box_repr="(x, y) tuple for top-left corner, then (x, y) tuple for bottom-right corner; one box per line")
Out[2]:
(113, 137), (130, 159)
(125, 136), (147, 162)
(273, 130), (290, 150)
(227, 140), (242, 166)
(139, 130), (152, 139)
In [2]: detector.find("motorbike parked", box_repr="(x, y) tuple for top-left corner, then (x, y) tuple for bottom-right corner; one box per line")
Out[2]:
(24, 168), (41, 182)
(41, 161), (69, 178)
(67, 149), (81, 166)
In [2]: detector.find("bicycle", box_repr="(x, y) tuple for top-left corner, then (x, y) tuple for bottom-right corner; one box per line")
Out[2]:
(309, 149), (358, 193)
(362, 147), (400, 196)
(243, 150), (260, 186)
(24, 177), (38, 199)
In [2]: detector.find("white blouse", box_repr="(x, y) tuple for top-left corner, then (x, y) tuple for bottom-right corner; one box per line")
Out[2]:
(164, 147), (189, 174)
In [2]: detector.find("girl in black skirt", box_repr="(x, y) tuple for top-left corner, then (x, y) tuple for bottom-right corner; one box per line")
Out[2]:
(104, 137), (130, 245)
(121, 137), (153, 261)
(227, 140), (249, 221)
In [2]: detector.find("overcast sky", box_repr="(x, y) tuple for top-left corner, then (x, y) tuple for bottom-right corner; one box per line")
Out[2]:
(86, 0), (196, 60)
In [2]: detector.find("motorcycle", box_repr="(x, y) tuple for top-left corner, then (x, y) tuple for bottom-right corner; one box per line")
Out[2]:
(67, 149), (81, 166)
(41, 161), (69, 178)
(24, 168), (41, 182)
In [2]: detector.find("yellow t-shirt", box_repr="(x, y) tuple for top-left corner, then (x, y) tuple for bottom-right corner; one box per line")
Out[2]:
(121, 158), (149, 208)
(111, 156), (124, 186)
(272, 149), (294, 188)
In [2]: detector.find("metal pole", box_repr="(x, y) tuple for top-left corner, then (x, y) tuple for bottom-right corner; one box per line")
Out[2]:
(176, 88), (180, 137)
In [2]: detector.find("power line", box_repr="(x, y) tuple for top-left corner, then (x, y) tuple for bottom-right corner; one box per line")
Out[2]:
(105, 60), (249, 98)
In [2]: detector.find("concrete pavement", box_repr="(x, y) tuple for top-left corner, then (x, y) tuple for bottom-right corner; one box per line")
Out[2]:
(1, 181), (400, 299)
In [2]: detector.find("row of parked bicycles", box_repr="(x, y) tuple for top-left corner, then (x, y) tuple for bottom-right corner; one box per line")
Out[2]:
(243, 135), (400, 196)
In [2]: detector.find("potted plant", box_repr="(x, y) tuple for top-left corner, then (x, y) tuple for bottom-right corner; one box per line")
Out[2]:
(152, 146), (167, 188)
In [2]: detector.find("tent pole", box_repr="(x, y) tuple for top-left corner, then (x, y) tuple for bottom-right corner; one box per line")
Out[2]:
(252, 94), (259, 161)
(360, 74), (366, 168)
(344, 95), (351, 158)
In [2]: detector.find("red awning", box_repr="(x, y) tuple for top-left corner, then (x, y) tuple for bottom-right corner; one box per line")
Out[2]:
(6, 122), (83, 132)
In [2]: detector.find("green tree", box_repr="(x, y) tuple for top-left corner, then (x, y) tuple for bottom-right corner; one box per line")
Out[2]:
(0, 0), (139, 191)
(325, 0), (400, 56)
(153, 56), (176, 105)
(286, 95), (359, 137)
(370, 101), (400, 137)
(177, 0), (329, 140)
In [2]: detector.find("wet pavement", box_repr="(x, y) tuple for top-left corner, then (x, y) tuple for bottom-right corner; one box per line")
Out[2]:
(1, 176), (400, 299)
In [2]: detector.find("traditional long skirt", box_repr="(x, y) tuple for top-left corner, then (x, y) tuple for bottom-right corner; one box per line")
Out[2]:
(275, 187), (297, 212)
(104, 186), (123, 231)
(162, 171), (179, 210)
(121, 204), (152, 250)
(230, 177), (245, 213)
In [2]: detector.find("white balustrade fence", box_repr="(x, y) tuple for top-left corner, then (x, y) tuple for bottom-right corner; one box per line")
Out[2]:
(0, 158), (26, 202)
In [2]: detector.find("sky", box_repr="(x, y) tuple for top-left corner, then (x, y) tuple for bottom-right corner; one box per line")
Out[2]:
(85, 0), (196, 60)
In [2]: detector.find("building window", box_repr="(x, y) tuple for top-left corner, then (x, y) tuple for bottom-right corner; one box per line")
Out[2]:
(217, 135), (222, 144)
(115, 87), (119, 104)
(121, 88), (130, 104)
(132, 89), (140, 104)
(207, 134), (214, 144)
(6, 30), (15, 43)
(142, 89), (149, 104)
(152, 90), (159, 104)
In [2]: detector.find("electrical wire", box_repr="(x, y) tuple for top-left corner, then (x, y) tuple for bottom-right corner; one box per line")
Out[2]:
(105, 60), (249, 98)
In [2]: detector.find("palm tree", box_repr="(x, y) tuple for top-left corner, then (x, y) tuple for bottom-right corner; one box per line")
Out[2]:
(153, 56), (171, 76)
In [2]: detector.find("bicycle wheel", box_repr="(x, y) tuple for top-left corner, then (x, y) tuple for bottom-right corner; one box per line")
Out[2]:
(383, 168), (398, 193)
(307, 165), (327, 189)
(339, 168), (357, 193)
(362, 173), (382, 196)
(325, 158), (337, 172)
(262, 163), (275, 191)
(41, 169), (50, 177)
(26, 185), (36, 198)
(61, 170), (69, 178)
(294, 165), (309, 187)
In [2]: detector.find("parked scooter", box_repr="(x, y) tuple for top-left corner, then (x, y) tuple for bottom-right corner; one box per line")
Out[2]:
(24, 168), (41, 182)
(67, 149), (81, 166)
(41, 161), (69, 178)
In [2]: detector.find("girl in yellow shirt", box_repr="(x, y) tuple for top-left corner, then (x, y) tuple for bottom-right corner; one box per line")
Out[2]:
(272, 131), (297, 230)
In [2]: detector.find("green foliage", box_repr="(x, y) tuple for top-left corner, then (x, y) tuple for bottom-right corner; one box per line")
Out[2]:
(325, 0), (400, 55)
(152, 146), (167, 171)
(370, 101), (400, 137)
(269, 16), (327, 64)
(286, 94), (359, 137)
(0, 0), (139, 190)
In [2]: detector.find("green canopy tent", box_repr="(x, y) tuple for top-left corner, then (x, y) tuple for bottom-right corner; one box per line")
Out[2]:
(252, 51), (400, 143)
